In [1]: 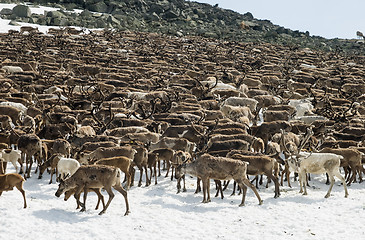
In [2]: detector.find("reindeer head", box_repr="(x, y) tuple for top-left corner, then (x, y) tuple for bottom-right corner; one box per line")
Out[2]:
(55, 177), (74, 198)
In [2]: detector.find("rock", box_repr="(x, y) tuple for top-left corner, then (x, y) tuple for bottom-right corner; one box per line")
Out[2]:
(0, 8), (12, 15)
(87, 1), (108, 13)
(80, 10), (93, 17)
(151, 12), (161, 21)
(12, 5), (31, 18)
(149, 1), (169, 14)
(243, 12), (254, 20)
(51, 17), (69, 26)
(64, 3), (77, 11)
(95, 18), (107, 28)
(36, 16), (47, 25)
(164, 10), (179, 19)
(9, 20), (20, 26)
(28, 17), (39, 24)
(107, 15), (120, 25)
(46, 11), (65, 19)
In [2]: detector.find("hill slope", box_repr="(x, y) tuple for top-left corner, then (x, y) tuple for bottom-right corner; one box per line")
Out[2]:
(1, 0), (364, 55)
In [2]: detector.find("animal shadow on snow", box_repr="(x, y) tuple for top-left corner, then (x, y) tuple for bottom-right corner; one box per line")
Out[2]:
(32, 209), (98, 223)
(139, 177), (256, 213)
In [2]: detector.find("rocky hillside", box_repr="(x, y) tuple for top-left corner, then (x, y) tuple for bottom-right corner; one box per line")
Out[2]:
(1, 0), (364, 55)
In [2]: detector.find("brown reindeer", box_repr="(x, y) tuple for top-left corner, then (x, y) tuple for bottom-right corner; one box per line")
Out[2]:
(55, 165), (130, 215)
(175, 153), (263, 206)
(0, 173), (27, 208)
(17, 134), (42, 179)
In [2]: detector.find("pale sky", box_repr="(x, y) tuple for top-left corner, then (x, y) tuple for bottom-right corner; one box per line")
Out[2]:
(196, 0), (365, 39)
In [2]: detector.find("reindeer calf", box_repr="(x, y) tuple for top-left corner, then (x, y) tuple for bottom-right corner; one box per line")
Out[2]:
(0, 173), (27, 208)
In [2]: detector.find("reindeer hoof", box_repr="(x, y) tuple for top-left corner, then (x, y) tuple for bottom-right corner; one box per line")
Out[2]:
(239, 203), (245, 207)
(259, 200), (263, 205)
(325, 194), (330, 198)
(99, 210), (105, 215)
(124, 210), (130, 216)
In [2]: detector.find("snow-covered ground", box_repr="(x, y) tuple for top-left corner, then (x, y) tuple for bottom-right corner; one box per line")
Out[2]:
(0, 3), (83, 33)
(1, 163), (365, 240)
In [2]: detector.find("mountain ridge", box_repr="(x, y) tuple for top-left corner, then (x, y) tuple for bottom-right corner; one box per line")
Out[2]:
(1, 0), (364, 55)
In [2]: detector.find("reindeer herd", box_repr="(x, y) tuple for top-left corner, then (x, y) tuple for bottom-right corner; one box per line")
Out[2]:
(1, 27), (365, 215)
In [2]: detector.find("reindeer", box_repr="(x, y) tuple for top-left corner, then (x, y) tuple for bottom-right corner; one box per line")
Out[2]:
(0, 173), (27, 208)
(175, 153), (263, 206)
(55, 165), (130, 215)
(17, 134), (42, 179)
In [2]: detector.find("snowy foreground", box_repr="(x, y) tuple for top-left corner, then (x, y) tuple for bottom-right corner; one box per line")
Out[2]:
(1, 163), (365, 240)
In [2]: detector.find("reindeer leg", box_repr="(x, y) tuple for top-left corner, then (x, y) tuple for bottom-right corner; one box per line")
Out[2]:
(138, 166), (143, 187)
(74, 185), (84, 210)
(237, 180), (247, 206)
(182, 175), (186, 192)
(112, 184), (130, 216)
(170, 166), (174, 181)
(129, 166), (135, 187)
(15, 182), (27, 208)
(267, 172), (280, 198)
(158, 159), (161, 177)
(93, 188), (105, 210)
(201, 178), (211, 203)
(222, 180), (230, 191)
(250, 175), (259, 188)
(301, 170), (308, 195)
(195, 178), (201, 194)
(241, 178), (263, 206)
(26, 156), (33, 179)
(19, 153), (25, 175)
(325, 173), (335, 198)
(49, 169), (54, 184)
(144, 166), (150, 186)
(176, 177), (181, 194)
(259, 174), (263, 186)
(164, 160), (171, 178)
(125, 170), (131, 190)
(334, 170), (348, 198)
(99, 186), (114, 215)
(81, 185), (89, 212)
(231, 181), (236, 196)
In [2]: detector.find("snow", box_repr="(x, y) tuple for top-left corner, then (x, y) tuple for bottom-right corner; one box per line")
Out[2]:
(1, 162), (365, 240)
(0, 3), (83, 33)
(1, 3), (365, 240)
